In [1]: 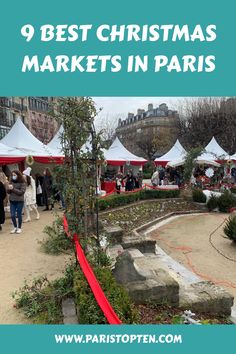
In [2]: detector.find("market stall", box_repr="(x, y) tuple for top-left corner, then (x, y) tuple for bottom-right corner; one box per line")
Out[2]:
(0, 118), (64, 164)
(154, 139), (186, 167)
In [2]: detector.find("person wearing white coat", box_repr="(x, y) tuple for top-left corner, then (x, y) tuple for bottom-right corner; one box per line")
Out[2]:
(23, 167), (40, 222)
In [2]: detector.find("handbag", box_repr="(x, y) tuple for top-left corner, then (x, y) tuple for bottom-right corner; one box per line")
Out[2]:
(37, 184), (42, 194)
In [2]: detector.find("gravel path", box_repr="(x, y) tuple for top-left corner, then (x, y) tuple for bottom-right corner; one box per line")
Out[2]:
(0, 208), (71, 324)
(149, 213), (236, 300)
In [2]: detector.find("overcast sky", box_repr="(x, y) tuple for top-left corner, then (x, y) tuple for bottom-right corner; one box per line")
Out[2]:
(93, 97), (187, 128)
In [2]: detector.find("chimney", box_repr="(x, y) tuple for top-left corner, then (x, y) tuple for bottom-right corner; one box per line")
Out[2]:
(148, 103), (153, 111)
(128, 112), (134, 119)
(137, 108), (145, 115)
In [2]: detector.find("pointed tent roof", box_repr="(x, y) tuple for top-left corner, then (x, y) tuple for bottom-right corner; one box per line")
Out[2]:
(104, 137), (147, 166)
(154, 140), (187, 166)
(47, 126), (92, 155)
(47, 125), (64, 155)
(0, 118), (59, 157)
(197, 137), (228, 161)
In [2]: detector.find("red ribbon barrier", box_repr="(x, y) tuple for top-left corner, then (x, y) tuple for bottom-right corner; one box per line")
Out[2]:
(63, 215), (122, 325)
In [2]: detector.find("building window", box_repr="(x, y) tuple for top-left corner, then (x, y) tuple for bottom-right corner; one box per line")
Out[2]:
(0, 127), (10, 139)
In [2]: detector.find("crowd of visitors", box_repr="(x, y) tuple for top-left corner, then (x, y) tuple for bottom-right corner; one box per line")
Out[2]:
(151, 166), (182, 187)
(0, 167), (64, 234)
(115, 169), (143, 193)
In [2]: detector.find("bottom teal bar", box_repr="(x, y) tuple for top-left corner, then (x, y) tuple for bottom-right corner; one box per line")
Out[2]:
(0, 325), (235, 354)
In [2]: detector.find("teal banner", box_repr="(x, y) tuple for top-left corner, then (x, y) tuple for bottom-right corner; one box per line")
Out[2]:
(0, 0), (235, 96)
(0, 324), (235, 354)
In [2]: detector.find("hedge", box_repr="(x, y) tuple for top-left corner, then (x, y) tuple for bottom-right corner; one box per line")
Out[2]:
(98, 189), (180, 211)
(74, 266), (138, 324)
(192, 188), (207, 203)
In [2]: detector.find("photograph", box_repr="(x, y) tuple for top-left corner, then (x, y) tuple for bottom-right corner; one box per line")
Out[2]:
(0, 96), (236, 326)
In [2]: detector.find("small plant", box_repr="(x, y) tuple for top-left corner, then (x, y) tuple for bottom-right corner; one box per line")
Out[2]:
(206, 194), (219, 211)
(192, 188), (206, 203)
(217, 191), (236, 213)
(142, 172), (152, 179)
(74, 266), (138, 324)
(230, 187), (236, 194)
(171, 315), (184, 324)
(223, 215), (236, 242)
(41, 216), (73, 255)
(12, 264), (75, 323)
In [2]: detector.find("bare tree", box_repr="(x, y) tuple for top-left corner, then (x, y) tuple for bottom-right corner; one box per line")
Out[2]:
(95, 113), (125, 144)
(177, 97), (236, 154)
(136, 129), (174, 159)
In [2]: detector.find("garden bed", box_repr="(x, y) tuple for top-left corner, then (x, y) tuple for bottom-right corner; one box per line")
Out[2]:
(100, 199), (203, 235)
(136, 304), (232, 324)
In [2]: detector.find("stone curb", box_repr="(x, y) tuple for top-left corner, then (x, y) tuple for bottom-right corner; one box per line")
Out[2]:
(62, 298), (78, 324)
(133, 210), (207, 237)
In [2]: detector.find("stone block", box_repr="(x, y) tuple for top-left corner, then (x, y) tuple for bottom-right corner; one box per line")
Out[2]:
(113, 249), (179, 306)
(104, 226), (123, 245)
(113, 250), (146, 284)
(127, 278), (179, 306)
(62, 298), (78, 324)
(122, 238), (156, 254)
(63, 316), (79, 324)
(179, 281), (234, 315)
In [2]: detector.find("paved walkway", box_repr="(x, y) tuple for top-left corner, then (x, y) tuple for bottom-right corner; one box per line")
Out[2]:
(0, 208), (71, 324)
(149, 213), (236, 300)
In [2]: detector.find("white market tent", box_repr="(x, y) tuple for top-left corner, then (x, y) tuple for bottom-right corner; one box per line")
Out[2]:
(0, 142), (25, 165)
(47, 125), (92, 155)
(0, 142), (24, 156)
(47, 125), (64, 155)
(166, 137), (226, 168)
(197, 137), (229, 162)
(0, 118), (63, 163)
(104, 137), (147, 166)
(167, 158), (221, 168)
(154, 139), (187, 166)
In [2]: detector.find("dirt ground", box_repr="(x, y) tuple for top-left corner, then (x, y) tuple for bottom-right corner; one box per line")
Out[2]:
(0, 208), (71, 324)
(149, 213), (236, 300)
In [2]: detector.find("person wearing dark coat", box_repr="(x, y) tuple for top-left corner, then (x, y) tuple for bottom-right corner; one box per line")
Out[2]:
(7, 170), (26, 234)
(42, 168), (53, 211)
(125, 171), (135, 191)
(0, 181), (6, 231)
(35, 173), (44, 206)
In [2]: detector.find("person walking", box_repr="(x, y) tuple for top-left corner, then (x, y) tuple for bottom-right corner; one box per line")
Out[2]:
(137, 168), (143, 188)
(35, 173), (44, 206)
(151, 168), (159, 187)
(0, 180), (6, 231)
(125, 170), (135, 191)
(115, 173), (123, 194)
(42, 168), (53, 211)
(0, 171), (9, 209)
(23, 167), (40, 222)
(7, 170), (26, 234)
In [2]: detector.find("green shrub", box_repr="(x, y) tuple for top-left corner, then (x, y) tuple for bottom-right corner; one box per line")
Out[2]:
(217, 191), (236, 213)
(41, 217), (73, 255)
(230, 187), (236, 194)
(206, 194), (219, 211)
(74, 266), (138, 324)
(98, 189), (180, 211)
(192, 189), (207, 203)
(142, 172), (152, 179)
(12, 265), (75, 323)
(223, 215), (236, 242)
(140, 189), (180, 200)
